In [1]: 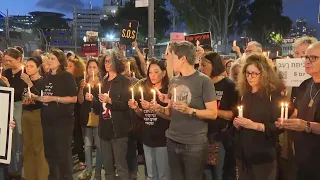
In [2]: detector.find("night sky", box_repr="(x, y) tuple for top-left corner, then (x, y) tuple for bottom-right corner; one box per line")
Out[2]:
(0, 0), (319, 38)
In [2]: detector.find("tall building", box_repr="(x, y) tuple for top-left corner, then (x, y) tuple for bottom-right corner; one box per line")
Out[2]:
(288, 19), (316, 38)
(75, 8), (101, 39)
(103, 0), (128, 18)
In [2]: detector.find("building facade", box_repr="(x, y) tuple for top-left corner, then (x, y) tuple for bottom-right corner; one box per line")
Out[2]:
(75, 8), (101, 39)
(102, 0), (128, 18)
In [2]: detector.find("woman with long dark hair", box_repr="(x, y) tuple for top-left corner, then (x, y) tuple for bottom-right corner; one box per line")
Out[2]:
(234, 54), (284, 180)
(39, 48), (78, 179)
(20, 57), (49, 180)
(128, 59), (170, 180)
(199, 52), (238, 180)
(78, 59), (102, 180)
(86, 50), (131, 180)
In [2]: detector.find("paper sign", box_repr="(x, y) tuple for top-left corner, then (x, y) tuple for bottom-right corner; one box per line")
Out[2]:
(135, 0), (148, 7)
(82, 42), (99, 57)
(120, 20), (139, 45)
(170, 32), (185, 43)
(276, 58), (311, 87)
(185, 32), (211, 46)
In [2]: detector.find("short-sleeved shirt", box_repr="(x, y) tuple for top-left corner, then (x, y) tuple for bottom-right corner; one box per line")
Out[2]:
(166, 71), (216, 144)
(41, 71), (78, 126)
(3, 69), (27, 102)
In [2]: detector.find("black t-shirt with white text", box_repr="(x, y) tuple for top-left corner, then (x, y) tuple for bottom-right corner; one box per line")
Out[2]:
(22, 77), (45, 111)
(41, 71), (78, 126)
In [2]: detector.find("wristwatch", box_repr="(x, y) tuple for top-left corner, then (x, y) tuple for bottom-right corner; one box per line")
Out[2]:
(190, 109), (196, 117)
(305, 121), (312, 133)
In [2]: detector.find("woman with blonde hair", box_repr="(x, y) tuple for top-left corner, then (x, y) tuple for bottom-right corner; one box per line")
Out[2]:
(233, 54), (284, 180)
(67, 57), (87, 170)
(229, 63), (241, 83)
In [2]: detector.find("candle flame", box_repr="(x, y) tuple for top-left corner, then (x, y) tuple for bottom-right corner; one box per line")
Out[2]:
(285, 103), (288, 107)
(139, 87), (143, 91)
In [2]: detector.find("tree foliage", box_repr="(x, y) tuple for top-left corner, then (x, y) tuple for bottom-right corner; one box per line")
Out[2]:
(246, 0), (292, 46)
(100, 0), (170, 41)
(30, 11), (70, 30)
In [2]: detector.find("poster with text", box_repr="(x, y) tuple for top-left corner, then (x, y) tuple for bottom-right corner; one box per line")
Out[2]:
(120, 20), (139, 45)
(0, 86), (13, 164)
(170, 32), (185, 43)
(185, 32), (212, 46)
(82, 42), (99, 57)
(276, 58), (311, 87)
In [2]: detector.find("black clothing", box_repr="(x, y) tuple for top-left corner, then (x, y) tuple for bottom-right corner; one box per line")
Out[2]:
(234, 91), (282, 166)
(22, 77), (45, 111)
(3, 69), (27, 102)
(96, 74), (131, 140)
(80, 85), (100, 126)
(41, 71), (78, 126)
(294, 78), (320, 179)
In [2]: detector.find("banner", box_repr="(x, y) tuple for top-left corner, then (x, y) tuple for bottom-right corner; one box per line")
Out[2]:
(276, 58), (311, 87)
(0, 87), (14, 164)
(120, 20), (139, 45)
(86, 31), (98, 43)
(82, 42), (99, 57)
(135, 0), (148, 7)
(170, 32), (185, 43)
(185, 32), (211, 46)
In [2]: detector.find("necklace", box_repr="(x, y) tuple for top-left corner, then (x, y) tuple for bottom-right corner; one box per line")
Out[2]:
(308, 81), (320, 107)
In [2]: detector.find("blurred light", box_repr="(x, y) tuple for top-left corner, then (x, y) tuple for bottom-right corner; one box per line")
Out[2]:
(184, 32), (187, 36)
(132, 47), (135, 50)
(83, 36), (87, 42)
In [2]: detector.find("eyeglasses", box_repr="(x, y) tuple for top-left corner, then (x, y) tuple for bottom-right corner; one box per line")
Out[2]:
(105, 60), (111, 64)
(304, 55), (320, 63)
(246, 71), (260, 78)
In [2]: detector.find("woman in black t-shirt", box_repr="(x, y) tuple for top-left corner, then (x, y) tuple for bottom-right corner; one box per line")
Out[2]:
(39, 48), (78, 180)
(199, 52), (238, 180)
(67, 56), (86, 171)
(128, 59), (171, 180)
(234, 55), (284, 180)
(20, 57), (49, 180)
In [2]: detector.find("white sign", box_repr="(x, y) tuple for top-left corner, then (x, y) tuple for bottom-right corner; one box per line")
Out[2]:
(276, 58), (311, 87)
(0, 86), (14, 164)
(135, 0), (148, 7)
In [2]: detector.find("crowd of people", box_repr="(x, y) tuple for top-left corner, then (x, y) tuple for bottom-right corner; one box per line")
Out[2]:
(0, 35), (319, 180)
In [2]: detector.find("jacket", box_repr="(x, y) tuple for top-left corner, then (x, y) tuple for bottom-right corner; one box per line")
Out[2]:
(95, 74), (131, 140)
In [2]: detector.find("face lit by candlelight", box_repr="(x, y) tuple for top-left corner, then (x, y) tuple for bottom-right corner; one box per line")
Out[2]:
(246, 64), (261, 89)
(67, 61), (75, 75)
(87, 61), (99, 78)
(148, 64), (166, 85)
(25, 60), (39, 76)
(104, 55), (112, 72)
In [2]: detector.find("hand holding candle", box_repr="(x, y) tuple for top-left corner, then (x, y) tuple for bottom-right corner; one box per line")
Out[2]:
(284, 103), (288, 120)
(233, 40), (237, 47)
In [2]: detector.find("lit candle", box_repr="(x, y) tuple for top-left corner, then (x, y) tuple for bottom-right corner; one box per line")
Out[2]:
(237, 106), (243, 117)
(130, 87), (134, 100)
(267, 51), (270, 58)
(151, 89), (156, 103)
(98, 83), (101, 94)
(41, 90), (43, 97)
(173, 88), (177, 102)
(83, 71), (86, 82)
(28, 87), (31, 98)
(88, 84), (91, 94)
(21, 65), (24, 73)
(128, 61), (131, 73)
(285, 103), (289, 120)
(92, 71), (95, 81)
(276, 51), (279, 57)
(146, 61), (150, 70)
(280, 103), (284, 122)
(0, 66), (3, 78)
(233, 40), (237, 47)
(196, 40), (200, 48)
(132, 72), (136, 78)
(139, 87), (144, 100)
(263, 52), (267, 57)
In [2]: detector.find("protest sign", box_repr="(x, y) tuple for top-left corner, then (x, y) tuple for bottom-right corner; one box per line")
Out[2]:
(120, 20), (139, 45)
(185, 32), (211, 46)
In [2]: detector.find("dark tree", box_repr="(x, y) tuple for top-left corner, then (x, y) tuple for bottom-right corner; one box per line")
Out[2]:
(29, 11), (70, 30)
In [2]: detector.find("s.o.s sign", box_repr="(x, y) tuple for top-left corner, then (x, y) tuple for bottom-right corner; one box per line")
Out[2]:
(120, 20), (139, 45)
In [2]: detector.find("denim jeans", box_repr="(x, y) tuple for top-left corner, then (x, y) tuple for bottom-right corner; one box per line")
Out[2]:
(8, 102), (23, 173)
(143, 144), (170, 180)
(127, 135), (138, 177)
(204, 142), (225, 180)
(83, 127), (102, 173)
(167, 138), (208, 180)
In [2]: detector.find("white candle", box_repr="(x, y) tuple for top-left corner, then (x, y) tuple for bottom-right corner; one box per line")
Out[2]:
(263, 52), (267, 57)
(276, 51), (279, 57)
(233, 40), (237, 47)
(41, 90), (43, 97)
(173, 88), (177, 102)
(285, 103), (289, 120)
(88, 84), (91, 94)
(139, 87), (144, 100)
(92, 71), (95, 81)
(98, 83), (101, 94)
(280, 103), (284, 121)
(132, 72), (136, 78)
(152, 89), (156, 103)
(21, 65), (24, 73)
(28, 87), (31, 98)
(128, 61), (131, 73)
(267, 51), (270, 58)
(131, 87), (134, 100)
(0, 66), (3, 78)
(84, 71), (86, 82)
(146, 61), (150, 70)
(238, 106), (243, 117)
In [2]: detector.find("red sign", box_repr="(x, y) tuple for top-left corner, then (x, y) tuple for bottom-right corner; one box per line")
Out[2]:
(82, 42), (99, 57)
(185, 32), (211, 46)
(170, 32), (185, 42)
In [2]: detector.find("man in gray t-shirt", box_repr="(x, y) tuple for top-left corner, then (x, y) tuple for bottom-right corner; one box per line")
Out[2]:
(157, 41), (217, 180)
